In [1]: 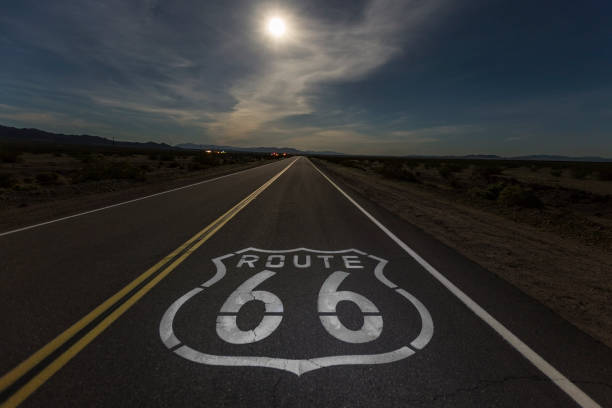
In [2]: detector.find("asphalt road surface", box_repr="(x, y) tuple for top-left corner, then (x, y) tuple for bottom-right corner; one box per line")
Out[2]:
(1, 156), (611, 407)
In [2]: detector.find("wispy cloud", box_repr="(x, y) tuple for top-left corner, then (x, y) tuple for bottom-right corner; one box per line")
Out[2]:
(0, 104), (109, 132)
(90, 97), (214, 127)
(3, 1), (612, 156)
(212, 0), (447, 143)
(389, 125), (478, 143)
(0, 0), (454, 151)
(239, 123), (481, 155)
(0, 1), (225, 131)
(504, 136), (523, 142)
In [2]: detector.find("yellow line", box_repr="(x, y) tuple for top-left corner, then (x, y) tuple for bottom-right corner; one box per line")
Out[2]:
(0, 158), (298, 408)
(0, 183), (248, 392)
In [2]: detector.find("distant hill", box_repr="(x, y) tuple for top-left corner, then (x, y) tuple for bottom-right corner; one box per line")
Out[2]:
(1, 124), (609, 161)
(0, 124), (344, 155)
(509, 155), (612, 162)
(0, 125), (173, 150)
(403, 154), (612, 163)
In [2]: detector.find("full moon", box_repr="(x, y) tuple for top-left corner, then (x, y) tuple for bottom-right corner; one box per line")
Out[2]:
(267, 17), (286, 38)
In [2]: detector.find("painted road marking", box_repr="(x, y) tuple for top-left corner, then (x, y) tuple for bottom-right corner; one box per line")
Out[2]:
(0, 159), (285, 237)
(159, 248), (433, 375)
(308, 158), (601, 408)
(216, 270), (284, 344)
(0, 158), (299, 408)
(318, 271), (383, 343)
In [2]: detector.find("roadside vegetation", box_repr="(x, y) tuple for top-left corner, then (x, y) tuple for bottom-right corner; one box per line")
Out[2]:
(0, 142), (281, 212)
(313, 155), (612, 347)
(315, 155), (612, 248)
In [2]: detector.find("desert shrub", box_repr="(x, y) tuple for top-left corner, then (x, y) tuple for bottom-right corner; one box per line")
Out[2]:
(571, 167), (591, 179)
(476, 182), (507, 200)
(569, 190), (589, 202)
(379, 162), (418, 182)
(340, 159), (364, 169)
(107, 162), (145, 180)
(77, 152), (95, 163)
(191, 153), (216, 167)
(550, 169), (562, 177)
(77, 166), (102, 181)
(597, 168), (612, 181)
(77, 162), (145, 182)
(469, 182), (505, 200)
(36, 172), (60, 186)
(438, 164), (463, 179)
(473, 165), (503, 180)
(449, 178), (462, 189)
(369, 161), (383, 171)
(0, 173), (15, 188)
(158, 152), (175, 161)
(189, 153), (227, 170)
(0, 150), (22, 163)
(497, 185), (543, 208)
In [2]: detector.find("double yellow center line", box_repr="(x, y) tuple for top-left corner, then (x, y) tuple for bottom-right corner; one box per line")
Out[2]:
(0, 157), (298, 408)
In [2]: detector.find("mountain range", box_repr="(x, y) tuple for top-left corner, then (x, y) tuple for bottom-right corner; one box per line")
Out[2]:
(1, 124), (610, 162)
(0, 125), (342, 155)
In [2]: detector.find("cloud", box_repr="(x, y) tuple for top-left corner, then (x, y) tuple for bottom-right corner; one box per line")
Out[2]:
(90, 97), (214, 127)
(504, 136), (523, 142)
(242, 123), (481, 155)
(0, 105), (108, 132)
(389, 125), (479, 143)
(0, 1), (225, 131)
(211, 0), (447, 142)
(0, 0), (449, 150)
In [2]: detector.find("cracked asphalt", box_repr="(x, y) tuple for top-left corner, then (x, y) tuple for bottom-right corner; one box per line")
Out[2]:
(1, 157), (611, 407)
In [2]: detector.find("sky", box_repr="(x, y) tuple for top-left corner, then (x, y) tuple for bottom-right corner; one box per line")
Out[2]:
(1, 0), (611, 156)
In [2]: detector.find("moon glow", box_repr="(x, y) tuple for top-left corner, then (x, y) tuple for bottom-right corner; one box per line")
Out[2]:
(267, 17), (286, 38)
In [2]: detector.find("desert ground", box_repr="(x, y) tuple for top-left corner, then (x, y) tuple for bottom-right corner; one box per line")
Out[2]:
(0, 144), (278, 231)
(313, 156), (612, 348)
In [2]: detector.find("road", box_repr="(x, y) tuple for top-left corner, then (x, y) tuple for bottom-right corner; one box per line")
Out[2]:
(1, 156), (611, 407)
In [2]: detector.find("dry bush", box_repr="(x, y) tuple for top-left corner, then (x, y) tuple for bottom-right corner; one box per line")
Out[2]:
(498, 185), (543, 208)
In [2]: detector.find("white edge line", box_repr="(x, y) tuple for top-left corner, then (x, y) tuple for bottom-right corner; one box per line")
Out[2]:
(0, 159), (287, 238)
(307, 158), (601, 408)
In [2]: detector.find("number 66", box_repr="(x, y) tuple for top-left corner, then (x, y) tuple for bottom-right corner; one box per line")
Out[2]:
(216, 271), (383, 344)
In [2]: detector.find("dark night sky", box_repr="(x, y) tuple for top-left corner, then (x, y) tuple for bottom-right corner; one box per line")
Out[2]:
(1, 0), (611, 155)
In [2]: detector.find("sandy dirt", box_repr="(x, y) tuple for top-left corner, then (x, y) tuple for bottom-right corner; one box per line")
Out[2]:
(315, 159), (612, 349)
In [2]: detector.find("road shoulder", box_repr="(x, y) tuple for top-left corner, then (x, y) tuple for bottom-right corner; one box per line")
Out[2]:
(0, 160), (276, 233)
(312, 158), (612, 350)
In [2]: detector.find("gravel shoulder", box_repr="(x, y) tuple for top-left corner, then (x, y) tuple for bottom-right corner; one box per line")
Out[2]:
(315, 158), (612, 349)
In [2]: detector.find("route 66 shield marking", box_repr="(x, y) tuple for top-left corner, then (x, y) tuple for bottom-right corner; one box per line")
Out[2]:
(159, 248), (433, 376)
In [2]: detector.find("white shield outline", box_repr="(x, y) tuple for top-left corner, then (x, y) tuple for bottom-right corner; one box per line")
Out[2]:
(159, 248), (433, 376)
